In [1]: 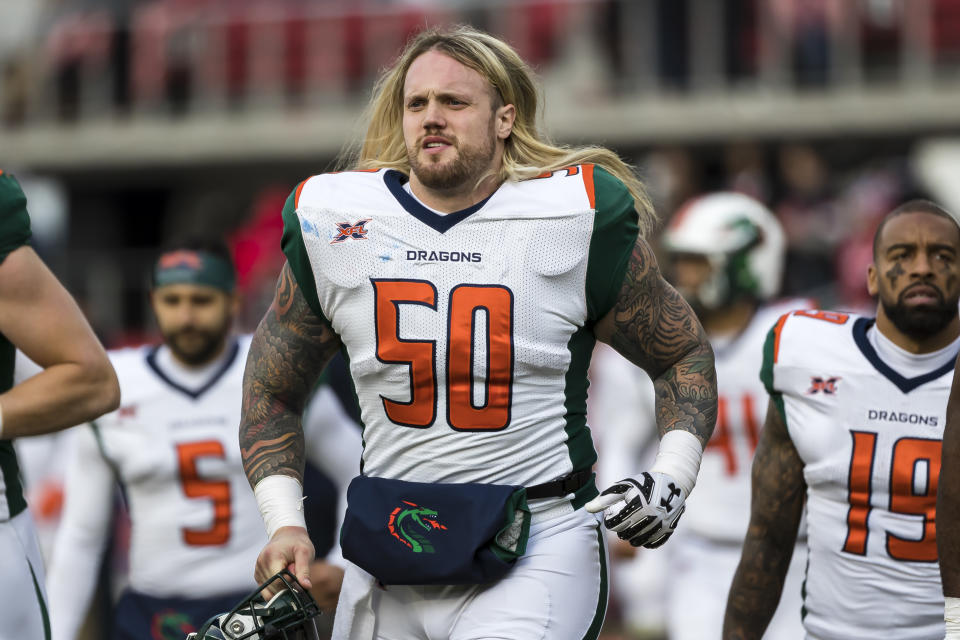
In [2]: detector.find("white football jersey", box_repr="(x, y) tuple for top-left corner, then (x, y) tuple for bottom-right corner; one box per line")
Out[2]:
(88, 337), (265, 596)
(765, 310), (953, 640)
(48, 337), (363, 640)
(685, 299), (812, 541)
(283, 166), (639, 509)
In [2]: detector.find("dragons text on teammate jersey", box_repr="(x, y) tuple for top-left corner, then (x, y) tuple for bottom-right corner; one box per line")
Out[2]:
(763, 309), (951, 639)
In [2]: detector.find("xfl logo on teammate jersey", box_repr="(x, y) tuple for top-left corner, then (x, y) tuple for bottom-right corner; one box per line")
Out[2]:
(807, 376), (841, 395)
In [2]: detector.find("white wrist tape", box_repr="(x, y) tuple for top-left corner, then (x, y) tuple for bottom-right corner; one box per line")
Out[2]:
(649, 430), (703, 495)
(253, 475), (307, 539)
(946, 596), (960, 638)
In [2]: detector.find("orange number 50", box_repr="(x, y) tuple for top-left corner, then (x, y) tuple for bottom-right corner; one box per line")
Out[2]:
(372, 279), (514, 431)
(176, 441), (231, 546)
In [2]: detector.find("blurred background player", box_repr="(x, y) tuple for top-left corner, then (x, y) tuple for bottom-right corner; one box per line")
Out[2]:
(46, 238), (361, 640)
(0, 169), (120, 639)
(725, 200), (960, 639)
(592, 192), (809, 639)
(660, 193), (809, 639)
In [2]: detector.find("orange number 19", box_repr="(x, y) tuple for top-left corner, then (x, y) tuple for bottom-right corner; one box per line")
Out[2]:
(843, 431), (940, 562)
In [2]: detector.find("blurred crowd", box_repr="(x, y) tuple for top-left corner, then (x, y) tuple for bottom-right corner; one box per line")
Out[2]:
(3, 0), (960, 124)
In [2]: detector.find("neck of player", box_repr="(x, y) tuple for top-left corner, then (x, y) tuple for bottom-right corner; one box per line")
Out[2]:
(875, 307), (960, 354)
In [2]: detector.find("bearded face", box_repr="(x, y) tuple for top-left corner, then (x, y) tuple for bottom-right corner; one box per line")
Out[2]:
(406, 124), (496, 193)
(401, 50), (508, 198)
(869, 211), (960, 343)
(152, 284), (234, 366)
(879, 281), (957, 340)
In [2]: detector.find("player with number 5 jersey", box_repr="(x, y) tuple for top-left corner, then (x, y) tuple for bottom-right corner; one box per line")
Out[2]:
(724, 200), (960, 640)
(46, 239), (361, 640)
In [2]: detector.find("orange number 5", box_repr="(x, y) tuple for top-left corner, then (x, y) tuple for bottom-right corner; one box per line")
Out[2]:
(176, 441), (231, 546)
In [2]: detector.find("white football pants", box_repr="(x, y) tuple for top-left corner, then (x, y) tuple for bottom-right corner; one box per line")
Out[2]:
(0, 510), (49, 639)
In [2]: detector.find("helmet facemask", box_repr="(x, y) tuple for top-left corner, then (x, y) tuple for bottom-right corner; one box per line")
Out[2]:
(187, 569), (322, 640)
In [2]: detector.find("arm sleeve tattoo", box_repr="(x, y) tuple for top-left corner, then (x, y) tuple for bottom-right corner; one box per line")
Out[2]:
(598, 237), (718, 446)
(240, 262), (342, 488)
(722, 400), (805, 639)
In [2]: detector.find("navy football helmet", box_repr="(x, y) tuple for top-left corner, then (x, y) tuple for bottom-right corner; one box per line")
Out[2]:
(186, 569), (321, 640)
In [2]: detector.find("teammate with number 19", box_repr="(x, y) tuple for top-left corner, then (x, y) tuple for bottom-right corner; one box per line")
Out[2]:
(240, 26), (717, 640)
(724, 200), (960, 639)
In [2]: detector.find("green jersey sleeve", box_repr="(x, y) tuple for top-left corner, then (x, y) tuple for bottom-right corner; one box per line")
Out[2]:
(584, 166), (639, 323)
(280, 181), (330, 324)
(0, 172), (32, 264)
(759, 313), (790, 423)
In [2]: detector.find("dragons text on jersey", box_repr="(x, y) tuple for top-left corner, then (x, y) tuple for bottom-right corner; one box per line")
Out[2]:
(282, 165), (638, 509)
(762, 309), (955, 640)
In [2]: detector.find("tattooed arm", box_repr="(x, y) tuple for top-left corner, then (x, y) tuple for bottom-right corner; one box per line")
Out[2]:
(241, 262), (342, 589)
(241, 261), (342, 486)
(938, 354), (960, 599)
(586, 238), (716, 548)
(722, 400), (805, 640)
(594, 237), (717, 446)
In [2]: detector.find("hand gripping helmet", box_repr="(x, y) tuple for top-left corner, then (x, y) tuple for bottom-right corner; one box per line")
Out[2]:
(186, 570), (321, 640)
(661, 192), (786, 310)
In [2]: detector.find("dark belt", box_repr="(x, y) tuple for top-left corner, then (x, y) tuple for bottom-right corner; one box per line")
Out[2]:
(525, 469), (593, 500)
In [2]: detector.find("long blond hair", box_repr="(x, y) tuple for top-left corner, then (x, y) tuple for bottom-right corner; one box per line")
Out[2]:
(339, 25), (656, 237)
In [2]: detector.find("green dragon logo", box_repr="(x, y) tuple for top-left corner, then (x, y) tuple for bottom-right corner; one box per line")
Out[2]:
(388, 500), (448, 553)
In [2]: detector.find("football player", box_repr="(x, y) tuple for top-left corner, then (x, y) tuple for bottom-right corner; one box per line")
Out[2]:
(239, 26), (717, 640)
(724, 200), (960, 639)
(594, 192), (810, 639)
(46, 239), (361, 640)
(0, 169), (119, 639)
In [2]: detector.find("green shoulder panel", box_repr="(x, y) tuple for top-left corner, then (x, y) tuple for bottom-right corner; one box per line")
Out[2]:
(584, 166), (639, 324)
(760, 313), (790, 423)
(0, 172), (32, 264)
(280, 181), (329, 323)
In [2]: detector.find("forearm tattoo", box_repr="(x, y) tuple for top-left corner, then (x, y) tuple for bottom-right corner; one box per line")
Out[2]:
(608, 239), (718, 446)
(723, 404), (805, 639)
(240, 262), (342, 487)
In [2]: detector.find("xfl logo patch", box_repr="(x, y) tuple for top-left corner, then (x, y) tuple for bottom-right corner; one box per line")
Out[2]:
(807, 376), (841, 395)
(331, 219), (372, 244)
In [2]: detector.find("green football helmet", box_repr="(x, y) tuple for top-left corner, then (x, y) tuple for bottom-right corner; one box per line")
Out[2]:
(185, 569), (321, 640)
(662, 192), (786, 311)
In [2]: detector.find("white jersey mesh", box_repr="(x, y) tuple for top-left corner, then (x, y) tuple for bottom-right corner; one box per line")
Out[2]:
(294, 169), (598, 491)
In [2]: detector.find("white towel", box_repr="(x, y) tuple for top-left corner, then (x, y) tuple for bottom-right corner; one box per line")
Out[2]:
(331, 562), (378, 640)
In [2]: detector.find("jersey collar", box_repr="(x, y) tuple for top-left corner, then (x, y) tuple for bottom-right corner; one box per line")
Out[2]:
(852, 317), (957, 393)
(383, 170), (495, 233)
(145, 338), (240, 400)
